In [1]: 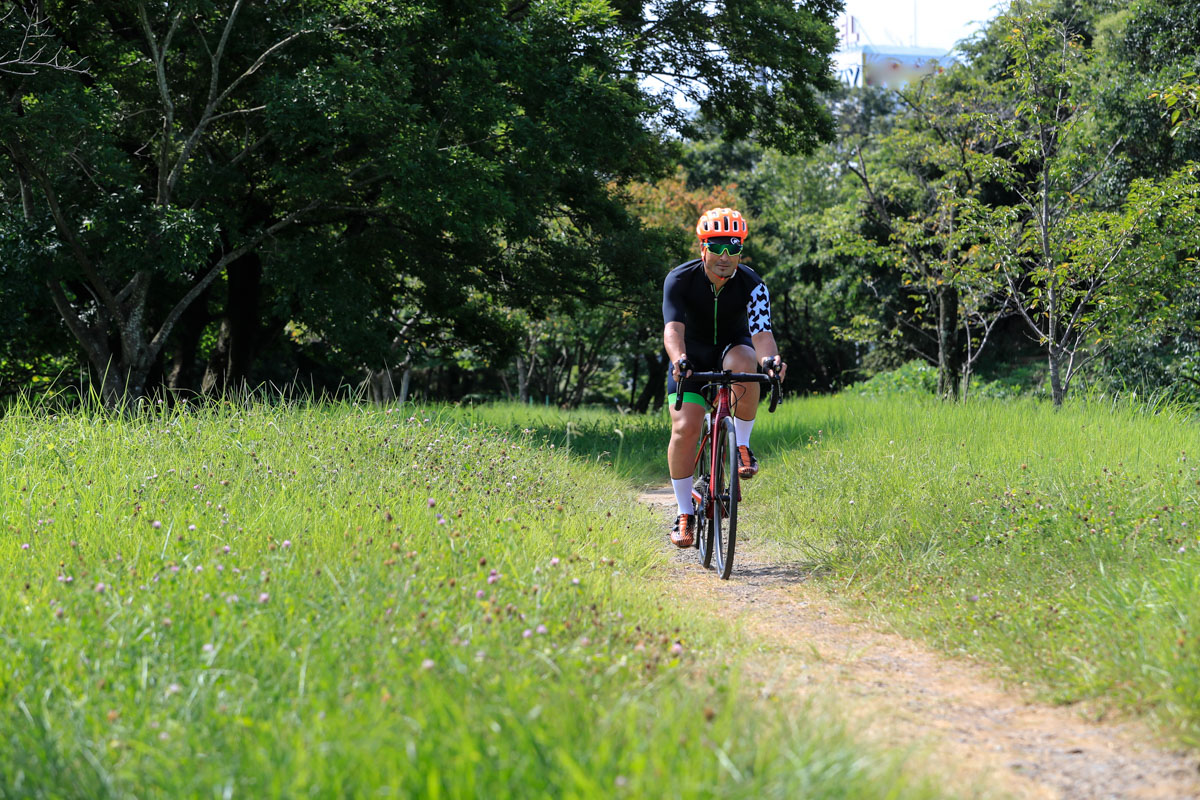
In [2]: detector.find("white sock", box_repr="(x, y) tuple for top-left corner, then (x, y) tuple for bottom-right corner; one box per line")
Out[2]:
(672, 477), (694, 515)
(734, 416), (755, 447)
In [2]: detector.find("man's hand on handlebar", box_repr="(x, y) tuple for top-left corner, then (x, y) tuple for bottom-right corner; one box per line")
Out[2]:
(762, 355), (787, 383)
(672, 357), (693, 383)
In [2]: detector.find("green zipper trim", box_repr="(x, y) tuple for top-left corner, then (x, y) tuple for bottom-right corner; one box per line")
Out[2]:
(711, 283), (722, 345)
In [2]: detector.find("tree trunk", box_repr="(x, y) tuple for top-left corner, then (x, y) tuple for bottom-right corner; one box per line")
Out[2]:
(226, 253), (262, 386)
(398, 367), (412, 404)
(200, 318), (233, 395)
(516, 355), (531, 404)
(167, 291), (211, 393)
(368, 368), (396, 404)
(1048, 345), (1066, 406)
(635, 352), (667, 413)
(628, 355), (639, 408)
(197, 253), (262, 395)
(936, 283), (962, 400)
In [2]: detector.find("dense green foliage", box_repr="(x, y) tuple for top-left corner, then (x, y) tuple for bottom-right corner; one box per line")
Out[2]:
(0, 401), (939, 798)
(0, 0), (838, 407)
(662, 0), (1200, 404)
(4, 0), (1200, 408)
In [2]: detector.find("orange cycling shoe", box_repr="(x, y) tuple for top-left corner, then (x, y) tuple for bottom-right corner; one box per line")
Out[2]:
(670, 514), (696, 548)
(737, 445), (758, 479)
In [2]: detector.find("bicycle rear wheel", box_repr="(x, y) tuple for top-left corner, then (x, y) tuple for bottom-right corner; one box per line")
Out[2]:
(712, 416), (739, 579)
(693, 419), (713, 566)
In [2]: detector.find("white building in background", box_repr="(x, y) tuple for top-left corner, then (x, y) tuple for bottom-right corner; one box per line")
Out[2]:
(833, 13), (955, 88)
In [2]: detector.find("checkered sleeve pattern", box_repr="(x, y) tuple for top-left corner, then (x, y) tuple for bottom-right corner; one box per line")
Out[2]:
(747, 282), (772, 335)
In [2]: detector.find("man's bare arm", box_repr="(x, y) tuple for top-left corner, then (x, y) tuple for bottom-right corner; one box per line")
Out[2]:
(664, 322), (690, 381)
(752, 331), (787, 381)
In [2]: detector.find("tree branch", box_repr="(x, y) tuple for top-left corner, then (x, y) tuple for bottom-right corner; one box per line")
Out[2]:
(45, 280), (109, 369)
(147, 201), (320, 360)
(165, 23), (310, 202)
(0, 6), (89, 76)
(7, 136), (124, 325)
(138, 3), (184, 205)
(1069, 136), (1124, 196)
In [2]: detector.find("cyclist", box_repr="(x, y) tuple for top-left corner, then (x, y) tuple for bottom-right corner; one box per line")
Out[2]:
(662, 207), (787, 547)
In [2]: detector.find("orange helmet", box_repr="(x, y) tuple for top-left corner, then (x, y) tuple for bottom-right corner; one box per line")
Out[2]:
(696, 207), (748, 241)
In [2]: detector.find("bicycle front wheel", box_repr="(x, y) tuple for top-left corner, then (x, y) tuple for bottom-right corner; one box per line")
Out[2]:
(693, 418), (713, 566)
(712, 416), (739, 579)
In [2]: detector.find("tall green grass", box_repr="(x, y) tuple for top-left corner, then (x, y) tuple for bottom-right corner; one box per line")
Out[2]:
(753, 393), (1200, 742)
(440, 394), (1200, 744)
(449, 402), (670, 485)
(0, 399), (937, 799)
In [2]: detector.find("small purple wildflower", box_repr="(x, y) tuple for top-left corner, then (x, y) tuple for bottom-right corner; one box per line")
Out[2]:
(222, 545), (231, 554)
(536, 624), (547, 635)
(152, 520), (162, 529)
(427, 498), (436, 508)
(522, 629), (533, 639)
(571, 578), (580, 585)
(188, 524), (197, 531)
(421, 659), (435, 670)
(671, 642), (683, 655)
(194, 565), (203, 573)
(20, 543), (29, 551)
(281, 540), (292, 549)
(94, 583), (106, 593)
(258, 592), (269, 604)
(487, 574), (499, 584)
(549, 557), (560, 567)
(475, 590), (485, 599)
(202, 643), (214, 653)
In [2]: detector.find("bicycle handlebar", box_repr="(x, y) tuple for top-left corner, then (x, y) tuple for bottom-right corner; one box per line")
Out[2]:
(673, 370), (782, 413)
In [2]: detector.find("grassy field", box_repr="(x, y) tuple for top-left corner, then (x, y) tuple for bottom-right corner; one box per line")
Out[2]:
(749, 394), (1200, 744)
(452, 394), (1200, 746)
(0, 399), (937, 799)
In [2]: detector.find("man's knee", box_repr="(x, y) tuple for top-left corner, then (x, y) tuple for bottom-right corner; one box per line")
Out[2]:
(723, 344), (756, 372)
(671, 411), (702, 440)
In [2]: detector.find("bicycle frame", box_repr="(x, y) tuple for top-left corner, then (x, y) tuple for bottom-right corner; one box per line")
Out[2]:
(694, 384), (737, 516)
(678, 370), (779, 517)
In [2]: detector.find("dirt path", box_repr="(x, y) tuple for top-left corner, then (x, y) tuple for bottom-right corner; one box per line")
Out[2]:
(639, 486), (1200, 800)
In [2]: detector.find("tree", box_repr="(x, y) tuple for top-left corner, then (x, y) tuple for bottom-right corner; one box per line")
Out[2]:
(959, 1), (1200, 405)
(0, 5), (86, 76)
(1, 0), (842, 407)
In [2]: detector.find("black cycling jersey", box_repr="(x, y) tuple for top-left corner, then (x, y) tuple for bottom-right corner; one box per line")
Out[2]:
(662, 259), (773, 402)
(662, 259), (772, 349)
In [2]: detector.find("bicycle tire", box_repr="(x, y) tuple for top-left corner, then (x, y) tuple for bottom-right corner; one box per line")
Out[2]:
(712, 416), (739, 579)
(693, 419), (714, 566)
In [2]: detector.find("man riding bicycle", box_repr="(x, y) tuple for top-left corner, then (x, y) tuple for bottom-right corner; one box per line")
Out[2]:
(663, 207), (787, 547)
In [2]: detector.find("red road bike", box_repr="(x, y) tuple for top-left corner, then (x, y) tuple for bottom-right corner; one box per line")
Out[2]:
(674, 370), (780, 579)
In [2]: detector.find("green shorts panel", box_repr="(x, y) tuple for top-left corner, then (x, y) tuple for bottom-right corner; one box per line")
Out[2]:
(667, 391), (707, 408)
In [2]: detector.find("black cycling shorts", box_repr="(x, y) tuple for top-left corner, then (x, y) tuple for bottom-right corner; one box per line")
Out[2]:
(666, 335), (756, 407)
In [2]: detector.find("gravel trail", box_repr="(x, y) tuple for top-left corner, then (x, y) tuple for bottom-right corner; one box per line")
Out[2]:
(639, 486), (1200, 799)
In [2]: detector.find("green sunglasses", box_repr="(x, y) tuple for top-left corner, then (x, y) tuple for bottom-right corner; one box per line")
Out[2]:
(704, 241), (744, 256)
